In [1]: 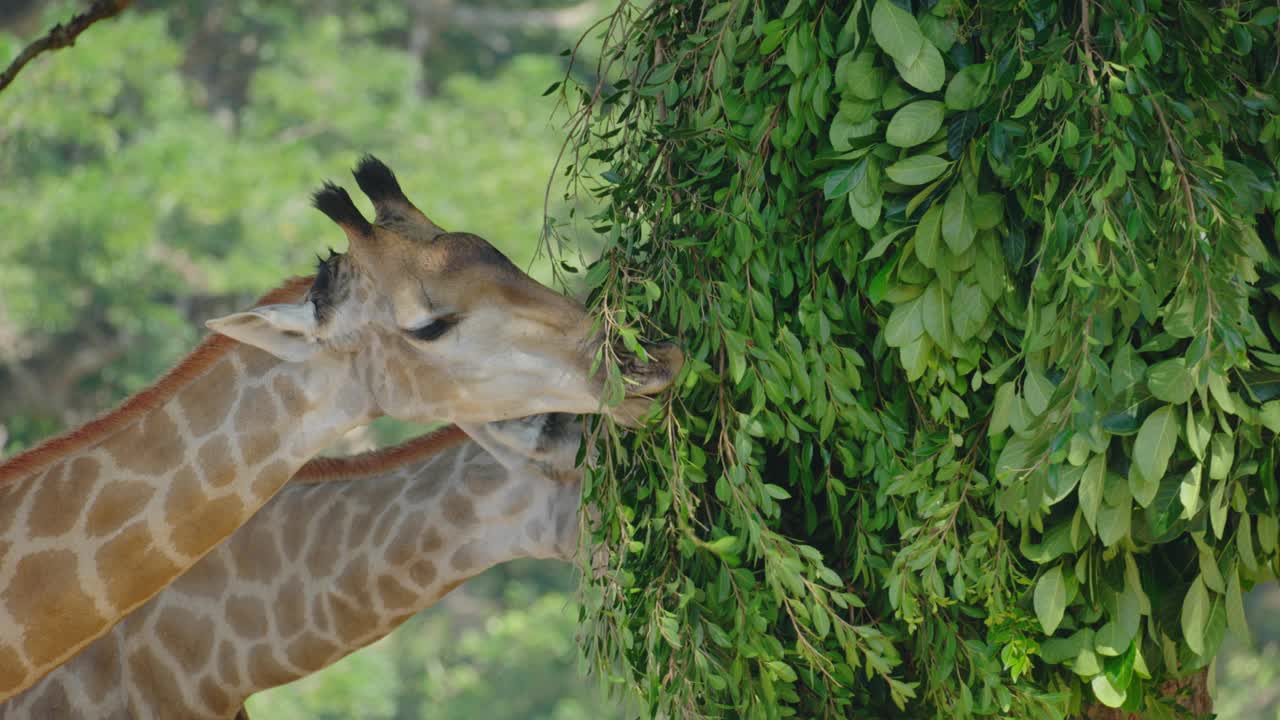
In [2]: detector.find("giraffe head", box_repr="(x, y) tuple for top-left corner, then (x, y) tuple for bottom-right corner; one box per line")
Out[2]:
(207, 156), (682, 424)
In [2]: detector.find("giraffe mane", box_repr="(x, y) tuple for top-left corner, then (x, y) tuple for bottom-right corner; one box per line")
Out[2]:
(0, 275), (316, 484)
(290, 425), (469, 484)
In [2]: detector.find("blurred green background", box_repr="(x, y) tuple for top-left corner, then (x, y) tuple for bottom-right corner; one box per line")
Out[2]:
(0, 2), (1274, 717)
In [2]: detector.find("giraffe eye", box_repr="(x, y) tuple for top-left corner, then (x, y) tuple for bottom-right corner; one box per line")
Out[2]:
(405, 315), (457, 342)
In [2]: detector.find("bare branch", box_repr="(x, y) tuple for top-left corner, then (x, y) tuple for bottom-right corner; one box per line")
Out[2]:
(449, 1), (596, 31)
(0, 0), (132, 94)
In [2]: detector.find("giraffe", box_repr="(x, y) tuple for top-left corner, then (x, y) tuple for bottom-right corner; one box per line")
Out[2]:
(0, 414), (585, 719)
(0, 155), (682, 699)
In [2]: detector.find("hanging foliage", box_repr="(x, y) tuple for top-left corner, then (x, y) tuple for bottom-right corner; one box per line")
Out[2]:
(550, 0), (1280, 717)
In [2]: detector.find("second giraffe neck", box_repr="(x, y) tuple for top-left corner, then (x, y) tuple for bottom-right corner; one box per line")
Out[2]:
(0, 435), (580, 719)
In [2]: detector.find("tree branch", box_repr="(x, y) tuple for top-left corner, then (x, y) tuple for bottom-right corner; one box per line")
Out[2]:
(0, 0), (132, 94)
(449, 1), (596, 31)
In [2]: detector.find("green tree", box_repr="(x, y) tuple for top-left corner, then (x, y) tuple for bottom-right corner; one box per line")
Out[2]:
(558, 1), (1280, 717)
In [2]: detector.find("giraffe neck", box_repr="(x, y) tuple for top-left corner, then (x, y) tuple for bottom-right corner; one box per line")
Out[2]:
(0, 336), (380, 700)
(1, 429), (581, 719)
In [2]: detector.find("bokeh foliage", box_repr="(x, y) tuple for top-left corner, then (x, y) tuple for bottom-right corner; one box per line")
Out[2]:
(558, 0), (1280, 717)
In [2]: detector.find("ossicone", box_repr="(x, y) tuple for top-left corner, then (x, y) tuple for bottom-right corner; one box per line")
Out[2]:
(353, 154), (411, 216)
(312, 182), (373, 236)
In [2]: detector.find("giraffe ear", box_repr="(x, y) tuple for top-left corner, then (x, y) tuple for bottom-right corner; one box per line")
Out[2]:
(206, 303), (320, 362)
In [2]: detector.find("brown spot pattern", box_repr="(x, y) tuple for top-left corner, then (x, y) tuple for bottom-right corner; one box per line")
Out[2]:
(127, 646), (185, 714)
(386, 511), (428, 567)
(178, 359), (238, 437)
(106, 411), (185, 475)
(236, 386), (278, 430)
(75, 633), (120, 701)
(441, 490), (475, 526)
(377, 576), (418, 611)
(310, 595), (331, 633)
(86, 481), (155, 538)
(27, 678), (70, 716)
(238, 346), (280, 379)
(409, 560), (437, 588)
(336, 558), (372, 607)
(177, 553), (230, 601)
(197, 436), (235, 488)
(420, 526), (444, 553)
(226, 595), (269, 639)
(465, 464), (507, 495)
(286, 634), (338, 673)
(96, 523), (181, 613)
(345, 507), (374, 548)
(450, 541), (484, 572)
(328, 594), (368, 642)
(233, 525), (281, 584)
(281, 491), (313, 550)
(272, 376), (309, 416)
(216, 640), (241, 688)
(238, 429), (281, 469)
(0, 643), (26, 696)
(155, 606), (215, 674)
(199, 676), (233, 717)
(170, 493), (245, 558)
(27, 461), (86, 538)
(371, 507), (399, 547)
(253, 460), (291, 499)
(247, 644), (294, 688)
(164, 464), (207, 522)
(273, 577), (307, 639)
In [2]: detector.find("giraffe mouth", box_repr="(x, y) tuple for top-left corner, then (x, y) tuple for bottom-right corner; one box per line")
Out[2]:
(617, 341), (684, 397)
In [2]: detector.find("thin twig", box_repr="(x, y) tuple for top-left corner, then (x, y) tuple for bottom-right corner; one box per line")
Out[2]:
(0, 0), (132, 94)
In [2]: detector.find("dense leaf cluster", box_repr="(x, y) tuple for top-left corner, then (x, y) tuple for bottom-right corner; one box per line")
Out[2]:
(554, 0), (1280, 717)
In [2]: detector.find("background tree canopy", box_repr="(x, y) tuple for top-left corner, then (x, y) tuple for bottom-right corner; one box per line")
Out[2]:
(558, 0), (1280, 717)
(1, 1), (1278, 718)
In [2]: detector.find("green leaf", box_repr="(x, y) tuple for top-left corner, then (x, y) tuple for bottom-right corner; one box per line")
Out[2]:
(971, 193), (1004, 230)
(1091, 674), (1126, 708)
(1133, 406), (1178, 490)
(1210, 479), (1229, 539)
(941, 184), (975, 254)
(1262, 400), (1280, 432)
(1128, 463), (1159, 509)
(1023, 370), (1053, 417)
(920, 281), (951, 350)
(861, 226), (910, 261)
(885, 101), (945, 148)
(824, 159), (867, 199)
(893, 42), (945, 93)
(1226, 567), (1250, 644)
(945, 63), (991, 110)
(1199, 545), (1226, 593)
(1146, 359), (1195, 404)
(1209, 433), (1234, 481)
(950, 279), (989, 341)
(843, 51), (887, 100)
(884, 294), (925, 347)
(1097, 498), (1131, 548)
(885, 155), (950, 185)
(914, 202), (943, 268)
(1079, 455), (1105, 532)
(990, 381), (1016, 435)
(1181, 575), (1210, 655)
(870, 0), (924, 65)
(1034, 565), (1067, 635)
(1179, 463), (1202, 518)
